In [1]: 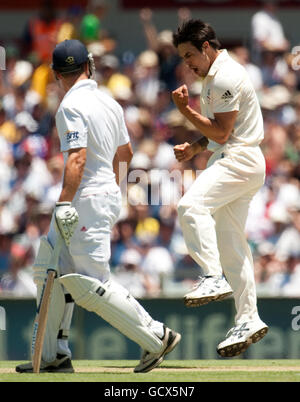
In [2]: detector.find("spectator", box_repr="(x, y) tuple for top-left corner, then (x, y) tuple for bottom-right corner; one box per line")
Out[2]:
(80, 0), (116, 54)
(231, 46), (263, 92)
(43, 156), (64, 207)
(281, 259), (300, 297)
(275, 204), (300, 262)
(0, 6), (300, 298)
(22, 0), (62, 63)
(0, 233), (14, 278)
(112, 248), (152, 298)
(98, 54), (133, 101)
(254, 241), (285, 296)
(139, 8), (181, 91)
(135, 203), (160, 246)
(140, 236), (175, 295)
(260, 51), (289, 88)
(0, 240), (36, 297)
(57, 6), (83, 43)
(110, 218), (138, 267)
(134, 50), (160, 108)
(251, 0), (289, 65)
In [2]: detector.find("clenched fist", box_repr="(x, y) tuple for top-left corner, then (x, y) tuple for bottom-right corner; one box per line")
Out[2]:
(172, 85), (189, 111)
(174, 142), (197, 162)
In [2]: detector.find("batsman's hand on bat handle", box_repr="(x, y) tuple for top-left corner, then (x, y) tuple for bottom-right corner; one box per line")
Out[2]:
(55, 202), (79, 246)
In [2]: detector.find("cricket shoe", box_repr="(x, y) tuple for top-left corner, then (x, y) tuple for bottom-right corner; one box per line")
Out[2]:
(217, 320), (269, 357)
(15, 354), (74, 373)
(184, 275), (233, 307)
(134, 326), (181, 373)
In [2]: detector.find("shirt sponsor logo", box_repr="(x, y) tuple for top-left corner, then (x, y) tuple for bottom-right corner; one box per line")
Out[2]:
(66, 131), (79, 143)
(207, 88), (211, 104)
(221, 90), (233, 102)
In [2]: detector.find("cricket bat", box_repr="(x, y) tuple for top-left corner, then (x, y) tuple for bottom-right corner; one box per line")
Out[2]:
(31, 234), (62, 373)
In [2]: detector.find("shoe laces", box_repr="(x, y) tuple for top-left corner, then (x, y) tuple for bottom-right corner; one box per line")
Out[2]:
(192, 275), (214, 290)
(226, 323), (250, 339)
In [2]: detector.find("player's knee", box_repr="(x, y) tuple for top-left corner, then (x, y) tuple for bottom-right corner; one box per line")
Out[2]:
(178, 196), (211, 225)
(59, 273), (103, 312)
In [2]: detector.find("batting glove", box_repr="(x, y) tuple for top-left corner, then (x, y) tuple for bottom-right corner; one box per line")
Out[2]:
(55, 202), (79, 246)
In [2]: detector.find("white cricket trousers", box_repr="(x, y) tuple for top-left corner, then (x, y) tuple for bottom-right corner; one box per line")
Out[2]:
(48, 182), (122, 281)
(177, 144), (265, 324)
(44, 182), (164, 361)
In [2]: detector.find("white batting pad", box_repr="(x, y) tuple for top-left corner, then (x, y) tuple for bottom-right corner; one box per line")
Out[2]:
(59, 273), (163, 353)
(32, 236), (69, 362)
(35, 278), (66, 362)
(57, 298), (74, 358)
(33, 236), (56, 285)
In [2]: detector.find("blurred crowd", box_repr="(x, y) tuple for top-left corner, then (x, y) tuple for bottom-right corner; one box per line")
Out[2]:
(0, 0), (300, 298)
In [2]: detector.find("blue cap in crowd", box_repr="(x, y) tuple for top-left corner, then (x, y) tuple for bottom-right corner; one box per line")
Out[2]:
(52, 40), (89, 73)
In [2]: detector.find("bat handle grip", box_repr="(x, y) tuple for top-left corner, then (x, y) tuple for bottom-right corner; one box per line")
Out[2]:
(47, 268), (58, 278)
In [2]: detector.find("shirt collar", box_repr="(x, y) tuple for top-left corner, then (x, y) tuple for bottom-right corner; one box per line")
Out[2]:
(207, 49), (229, 77)
(65, 78), (97, 96)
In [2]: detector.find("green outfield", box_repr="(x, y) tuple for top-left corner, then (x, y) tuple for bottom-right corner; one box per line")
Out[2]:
(0, 359), (300, 382)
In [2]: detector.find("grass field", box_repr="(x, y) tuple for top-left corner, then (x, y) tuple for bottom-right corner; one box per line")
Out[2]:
(0, 359), (300, 382)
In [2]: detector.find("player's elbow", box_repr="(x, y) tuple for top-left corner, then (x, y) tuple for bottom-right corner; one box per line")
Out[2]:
(214, 111), (237, 145)
(127, 146), (134, 163)
(215, 132), (230, 145)
(119, 142), (133, 164)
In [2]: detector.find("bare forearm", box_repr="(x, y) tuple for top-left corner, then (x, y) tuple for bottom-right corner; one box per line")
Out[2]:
(113, 144), (133, 186)
(113, 153), (126, 186)
(58, 151), (85, 202)
(59, 173), (82, 202)
(180, 106), (227, 144)
(143, 22), (159, 51)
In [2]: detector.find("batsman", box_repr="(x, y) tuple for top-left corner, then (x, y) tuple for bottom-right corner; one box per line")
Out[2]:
(172, 20), (268, 357)
(16, 39), (180, 373)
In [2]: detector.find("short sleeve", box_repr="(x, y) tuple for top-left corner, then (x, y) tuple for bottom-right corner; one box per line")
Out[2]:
(118, 108), (130, 146)
(212, 73), (241, 114)
(55, 107), (88, 152)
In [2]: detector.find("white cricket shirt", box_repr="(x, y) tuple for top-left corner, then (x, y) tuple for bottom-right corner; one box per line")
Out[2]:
(55, 79), (130, 194)
(200, 50), (264, 151)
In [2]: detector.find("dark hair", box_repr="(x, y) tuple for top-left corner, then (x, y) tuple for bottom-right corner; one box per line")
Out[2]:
(173, 19), (221, 51)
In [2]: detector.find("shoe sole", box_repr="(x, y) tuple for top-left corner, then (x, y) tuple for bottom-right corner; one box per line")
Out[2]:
(45, 367), (75, 373)
(184, 291), (233, 307)
(16, 359), (74, 373)
(16, 366), (75, 373)
(217, 326), (269, 358)
(134, 332), (182, 374)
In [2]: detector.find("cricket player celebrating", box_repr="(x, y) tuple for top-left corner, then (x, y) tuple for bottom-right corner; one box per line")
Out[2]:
(172, 20), (268, 357)
(16, 39), (180, 373)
